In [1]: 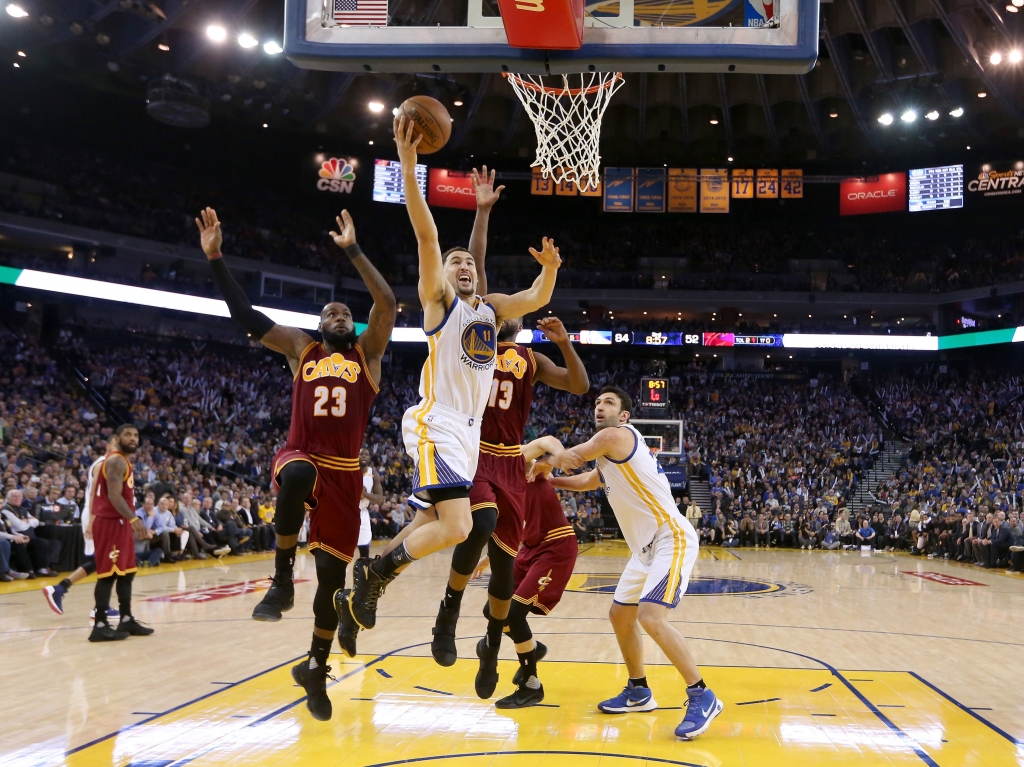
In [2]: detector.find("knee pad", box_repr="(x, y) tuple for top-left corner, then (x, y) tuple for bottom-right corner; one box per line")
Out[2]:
(312, 549), (348, 631)
(485, 538), (515, 601)
(506, 599), (533, 645)
(275, 461), (318, 536)
(82, 557), (96, 576)
(450, 506), (498, 576)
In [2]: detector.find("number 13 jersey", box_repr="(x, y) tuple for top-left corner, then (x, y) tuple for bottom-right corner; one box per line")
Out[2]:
(286, 341), (378, 460)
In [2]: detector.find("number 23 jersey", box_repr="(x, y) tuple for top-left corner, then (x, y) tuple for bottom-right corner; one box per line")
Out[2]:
(286, 341), (378, 459)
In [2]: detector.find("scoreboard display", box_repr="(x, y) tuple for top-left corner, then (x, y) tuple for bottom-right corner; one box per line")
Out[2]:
(908, 165), (964, 212)
(373, 159), (427, 204)
(641, 377), (669, 409)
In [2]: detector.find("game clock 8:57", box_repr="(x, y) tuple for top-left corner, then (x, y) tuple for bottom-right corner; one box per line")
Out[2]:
(641, 377), (669, 408)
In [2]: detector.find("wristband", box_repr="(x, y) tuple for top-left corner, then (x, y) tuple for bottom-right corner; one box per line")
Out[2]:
(344, 243), (364, 260)
(208, 252), (223, 261)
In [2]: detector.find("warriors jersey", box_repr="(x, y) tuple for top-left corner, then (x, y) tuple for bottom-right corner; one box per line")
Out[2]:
(81, 455), (106, 556)
(91, 451), (136, 520)
(480, 342), (536, 452)
(419, 296), (497, 419)
(595, 424), (692, 555)
(287, 342), (378, 461)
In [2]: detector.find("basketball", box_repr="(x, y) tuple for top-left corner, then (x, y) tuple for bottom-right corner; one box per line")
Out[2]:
(397, 95), (452, 154)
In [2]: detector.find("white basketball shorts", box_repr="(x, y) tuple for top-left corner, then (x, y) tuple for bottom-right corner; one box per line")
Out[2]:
(357, 509), (372, 546)
(613, 520), (699, 608)
(402, 400), (481, 494)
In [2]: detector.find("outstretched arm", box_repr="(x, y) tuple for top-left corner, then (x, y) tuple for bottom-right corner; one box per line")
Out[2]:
(394, 116), (454, 326)
(521, 435), (564, 463)
(533, 317), (590, 394)
(548, 469), (601, 492)
(329, 210), (396, 385)
(486, 237), (561, 323)
(468, 165), (504, 295)
(545, 427), (635, 472)
(197, 208), (314, 375)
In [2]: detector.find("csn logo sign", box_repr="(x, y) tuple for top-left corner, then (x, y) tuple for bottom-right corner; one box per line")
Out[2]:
(317, 157), (357, 194)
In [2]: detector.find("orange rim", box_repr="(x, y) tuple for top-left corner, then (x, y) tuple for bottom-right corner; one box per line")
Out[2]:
(503, 71), (623, 97)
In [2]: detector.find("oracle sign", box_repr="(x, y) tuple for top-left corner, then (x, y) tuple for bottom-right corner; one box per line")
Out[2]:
(839, 173), (906, 216)
(428, 168), (476, 210)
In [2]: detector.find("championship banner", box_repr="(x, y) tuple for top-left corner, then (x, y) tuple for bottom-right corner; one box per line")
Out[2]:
(700, 169), (729, 213)
(756, 168), (778, 198)
(530, 167), (554, 195)
(668, 168), (697, 212)
(428, 168), (476, 210)
(579, 177), (602, 196)
(603, 168), (635, 212)
(637, 168), (666, 212)
(781, 169), (803, 198)
(840, 173), (906, 216)
(966, 161), (1024, 202)
(731, 169), (754, 198)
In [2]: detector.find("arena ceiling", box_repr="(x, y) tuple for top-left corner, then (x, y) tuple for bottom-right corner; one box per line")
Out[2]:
(3, 0), (1024, 165)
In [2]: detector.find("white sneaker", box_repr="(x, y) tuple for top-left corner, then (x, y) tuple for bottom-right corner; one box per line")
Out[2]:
(213, 546), (231, 557)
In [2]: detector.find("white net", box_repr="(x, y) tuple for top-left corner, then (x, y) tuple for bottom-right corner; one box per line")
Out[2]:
(503, 71), (625, 193)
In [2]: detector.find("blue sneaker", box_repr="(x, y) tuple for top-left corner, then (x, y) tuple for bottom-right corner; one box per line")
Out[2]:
(90, 606), (119, 620)
(675, 686), (723, 740)
(598, 682), (657, 713)
(43, 585), (66, 615)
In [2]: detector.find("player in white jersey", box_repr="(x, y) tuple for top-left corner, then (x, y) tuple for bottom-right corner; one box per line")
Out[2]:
(343, 116), (561, 633)
(42, 450), (116, 617)
(533, 385), (724, 741)
(357, 449), (384, 559)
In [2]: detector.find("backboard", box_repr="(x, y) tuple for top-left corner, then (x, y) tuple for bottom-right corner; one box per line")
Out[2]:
(284, 0), (819, 74)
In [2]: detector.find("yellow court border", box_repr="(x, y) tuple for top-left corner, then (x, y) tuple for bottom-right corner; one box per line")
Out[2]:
(50, 642), (1017, 767)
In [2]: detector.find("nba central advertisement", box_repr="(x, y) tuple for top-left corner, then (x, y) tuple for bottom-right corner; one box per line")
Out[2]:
(966, 160), (1024, 202)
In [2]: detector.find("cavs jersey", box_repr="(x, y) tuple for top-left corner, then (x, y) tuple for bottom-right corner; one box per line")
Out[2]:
(480, 342), (536, 451)
(595, 424), (692, 554)
(402, 296), (498, 492)
(91, 451), (136, 520)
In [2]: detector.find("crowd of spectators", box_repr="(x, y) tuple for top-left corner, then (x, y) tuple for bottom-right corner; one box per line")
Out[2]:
(4, 131), (1024, 296)
(3, 322), (1023, 580)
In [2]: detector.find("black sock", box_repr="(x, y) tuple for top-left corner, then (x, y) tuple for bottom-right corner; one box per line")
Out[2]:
(374, 542), (416, 577)
(275, 546), (297, 577)
(688, 678), (707, 690)
(309, 633), (332, 669)
(629, 676), (648, 688)
(517, 648), (538, 683)
(59, 578), (72, 590)
(443, 583), (464, 611)
(486, 616), (505, 648)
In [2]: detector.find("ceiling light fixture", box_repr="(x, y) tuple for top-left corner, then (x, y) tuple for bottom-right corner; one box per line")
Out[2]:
(877, 113), (894, 125)
(1010, 49), (1023, 63)
(263, 41), (283, 54)
(157, 43), (170, 51)
(901, 110), (916, 122)
(949, 107), (964, 117)
(453, 99), (464, 106)
(17, 50), (26, 57)
(990, 51), (1002, 65)
(977, 91), (987, 98)
(709, 118), (719, 125)
(829, 111), (838, 118)
(1009, 4), (1019, 10)
(1014, 0), (1024, 6)
(368, 101), (384, 113)
(206, 25), (227, 42)
(238, 33), (258, 48)
(925, 110), (939, 120)
(727, 156), (733, 162)
(5, 4), (29, 17)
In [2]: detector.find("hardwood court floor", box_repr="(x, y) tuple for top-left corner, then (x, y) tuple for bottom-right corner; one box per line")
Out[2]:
(2, 542), (1022, 767)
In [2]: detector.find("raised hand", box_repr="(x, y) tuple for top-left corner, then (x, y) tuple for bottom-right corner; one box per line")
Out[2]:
(529, 237), (562, 270)
(471, 165), (504, 211)
(537, 316), (568, 344)
(393, 115), (422, 166)
(330, 210), (357, 250)
(195, 207), (223, 259)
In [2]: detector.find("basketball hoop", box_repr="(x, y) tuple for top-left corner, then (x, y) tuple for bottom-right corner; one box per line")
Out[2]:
(503, 71), (625, 193)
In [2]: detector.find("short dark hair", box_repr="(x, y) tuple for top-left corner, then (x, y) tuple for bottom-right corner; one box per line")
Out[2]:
(598, 385), (633, 415)
(115, 423), (138, 437)
(442, 247), (472, 263)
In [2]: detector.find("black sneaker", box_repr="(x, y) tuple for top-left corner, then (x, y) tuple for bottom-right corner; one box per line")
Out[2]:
(512, 641), (547, 687)
(292, 657), (334, 721)
(252, 574), (294, 622)
(88, 622), (129, 642)
(495, 678), (544, 709)
(475, 637), (500, 698)
(348, 558), (392, 630)
(431, 600), (460, 667)
(117, 616), (155, 636)
(334, 588), (359, 658)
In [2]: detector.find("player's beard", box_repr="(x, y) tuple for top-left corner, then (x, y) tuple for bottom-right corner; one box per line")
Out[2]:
(119, 442), (138, 455)
(323, 326), (358, 348)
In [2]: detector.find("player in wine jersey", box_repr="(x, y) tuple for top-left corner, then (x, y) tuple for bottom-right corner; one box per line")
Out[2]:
(88, 424), (155, 642)
(340, 116), (561, 637)
(197, 206), (395, 721)
(534, 386), (724, 741)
